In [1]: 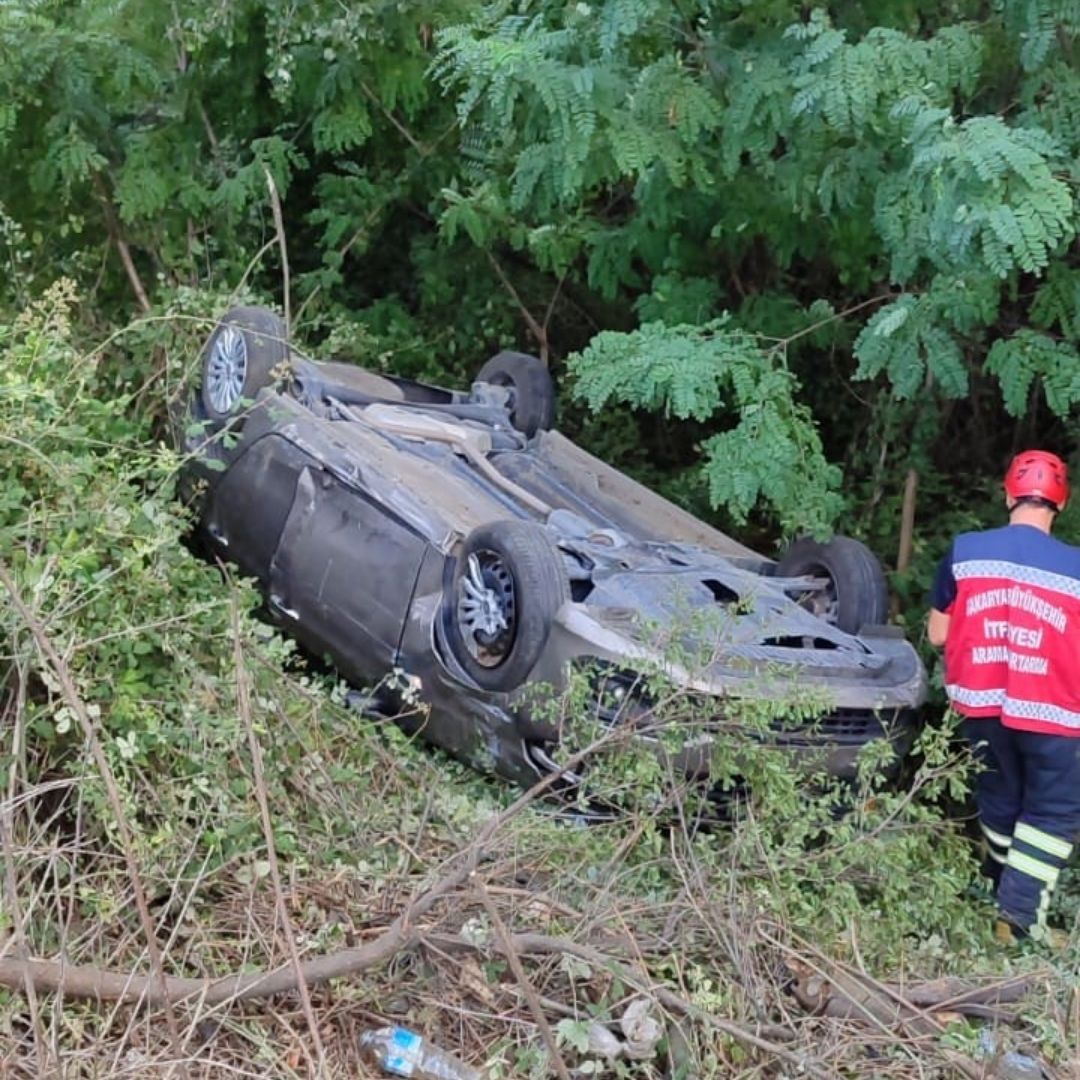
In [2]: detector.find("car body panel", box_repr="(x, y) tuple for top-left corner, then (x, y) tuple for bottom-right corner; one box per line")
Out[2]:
(507, 431), (763, 562)
(267, 465), (428, 682)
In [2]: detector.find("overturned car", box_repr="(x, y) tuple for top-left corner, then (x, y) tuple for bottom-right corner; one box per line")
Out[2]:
(180, 307), (927, 791)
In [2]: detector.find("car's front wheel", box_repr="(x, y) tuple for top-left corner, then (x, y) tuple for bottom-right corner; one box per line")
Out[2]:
(775, 535), (889, 635)
(446, 520), (569, 690)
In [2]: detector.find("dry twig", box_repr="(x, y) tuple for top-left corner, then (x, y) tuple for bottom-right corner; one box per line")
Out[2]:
(475, 882), (573, 1080)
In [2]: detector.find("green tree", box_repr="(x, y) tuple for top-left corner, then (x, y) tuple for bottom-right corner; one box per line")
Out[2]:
(433, 0), (1080, 534)
(5, 0), (1080, 539)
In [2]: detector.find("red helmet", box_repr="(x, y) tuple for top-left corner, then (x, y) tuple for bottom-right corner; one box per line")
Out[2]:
(1004, 450), (1069, 510)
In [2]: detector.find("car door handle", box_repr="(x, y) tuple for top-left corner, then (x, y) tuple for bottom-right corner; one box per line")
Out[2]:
(268, 593), (299, 620)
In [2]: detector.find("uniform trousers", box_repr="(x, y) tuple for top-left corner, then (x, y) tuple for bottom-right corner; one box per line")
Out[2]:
(963, 717), (1080, 934)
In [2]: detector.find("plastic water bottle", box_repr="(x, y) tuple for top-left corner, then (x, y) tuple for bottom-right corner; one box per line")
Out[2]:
(359, 1026), (481, 1080)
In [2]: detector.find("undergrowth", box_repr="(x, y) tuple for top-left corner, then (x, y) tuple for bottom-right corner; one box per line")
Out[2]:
(1, 287), (1078, 1077)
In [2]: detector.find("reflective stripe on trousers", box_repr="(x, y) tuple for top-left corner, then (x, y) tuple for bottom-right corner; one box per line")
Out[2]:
(980, 820), (1010, 865)
(1000, 823), (1073, 937)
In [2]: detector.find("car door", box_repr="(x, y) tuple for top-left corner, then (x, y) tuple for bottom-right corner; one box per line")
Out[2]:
(203, 434), (309, 584)
(268, 465), (428, 682)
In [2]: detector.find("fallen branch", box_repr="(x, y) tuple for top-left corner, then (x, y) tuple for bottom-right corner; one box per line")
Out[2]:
(0, 716), (624, 1007)
(0, 928), (416, 1007)
(786, 960), (1042, 1027)
(762, 925), (1007, 1080)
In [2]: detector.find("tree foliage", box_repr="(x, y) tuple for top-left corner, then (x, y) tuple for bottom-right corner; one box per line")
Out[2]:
(430, 0), (1080, 530)
(570, 319), (842, 531)
(3, 0), (1080, 533)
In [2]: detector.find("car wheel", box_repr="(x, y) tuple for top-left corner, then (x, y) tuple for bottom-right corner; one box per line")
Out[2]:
(475, 351), (555, 437)
(775, 535), (889, 634)
(447, 520), (570, 690)
(201, 306), (289, 423)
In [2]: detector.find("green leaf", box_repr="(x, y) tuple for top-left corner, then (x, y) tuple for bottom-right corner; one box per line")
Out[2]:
(986, 330), (1080, 417)
(569, 320), (843, 532)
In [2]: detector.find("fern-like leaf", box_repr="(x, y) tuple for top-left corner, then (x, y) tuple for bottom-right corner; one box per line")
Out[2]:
(986, 330), (1080, 416)
(569, 319), (843, 531)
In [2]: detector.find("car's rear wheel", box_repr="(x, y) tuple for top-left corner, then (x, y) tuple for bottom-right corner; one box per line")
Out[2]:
(446, 520), (569, 690)
(475, 351), (555, 437)
(775, 535), (889, 635)
(201, 306), (289, 422)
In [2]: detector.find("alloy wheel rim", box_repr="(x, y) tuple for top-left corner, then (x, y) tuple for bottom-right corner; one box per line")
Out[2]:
(205, 325), (248, 414)
(457, 550), (516, 667)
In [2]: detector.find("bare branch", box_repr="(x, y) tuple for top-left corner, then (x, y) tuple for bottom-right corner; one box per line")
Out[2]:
(486, 251), (548, 364)
(265, 169), (291, 332)
(91, 173), (152, 314)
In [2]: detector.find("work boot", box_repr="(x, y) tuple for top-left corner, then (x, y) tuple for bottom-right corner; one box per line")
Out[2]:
(1036, 926), (1070, 951)
(994, 918), (1069, 950)
(994, 918), (1020, 946)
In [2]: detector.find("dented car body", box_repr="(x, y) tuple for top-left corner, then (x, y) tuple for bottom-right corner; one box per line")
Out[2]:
(182, 310), (927, 791)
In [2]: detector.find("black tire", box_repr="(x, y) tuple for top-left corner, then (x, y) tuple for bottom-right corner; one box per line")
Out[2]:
(200, 306), (289, 422)
(775, 535), (889, 634)
(446, 520), (570, 690)
(476, 351), (555, 437)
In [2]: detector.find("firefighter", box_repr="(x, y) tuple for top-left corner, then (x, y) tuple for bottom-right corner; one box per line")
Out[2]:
(928, 449), (1080, 943)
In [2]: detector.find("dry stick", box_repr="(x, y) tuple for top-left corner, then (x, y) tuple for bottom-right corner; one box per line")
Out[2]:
(0, 560), (191, 1079)
(91, 173), (152, 314)
(229, 592), (325, 1077)
(114, 237), (153, 314)
(921, 972), (1047, 1012)
(196, 98), (222, 161)
(541, 272), (567, 346)
(1, 655), (49, 1077)
(485, 251), (549, 364)
(896, 468), (918, 574)
(846, 923), (947, 1033)
(475, 884), (573, 1080)
(265, 169), (291, 332)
